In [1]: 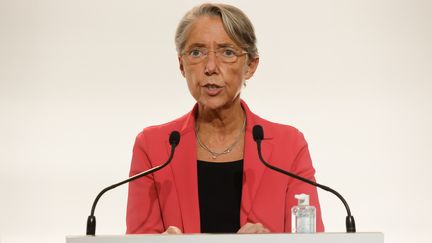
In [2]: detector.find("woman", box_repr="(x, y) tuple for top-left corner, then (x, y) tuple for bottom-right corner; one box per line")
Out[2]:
(127, 3), (324, 234)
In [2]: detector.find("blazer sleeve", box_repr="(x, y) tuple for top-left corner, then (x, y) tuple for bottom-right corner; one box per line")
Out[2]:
(126, 130), (165, 234)
(284, 130), (325, 232)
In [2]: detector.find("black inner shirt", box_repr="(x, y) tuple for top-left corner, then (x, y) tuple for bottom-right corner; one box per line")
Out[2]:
(197, 160), (244, 233)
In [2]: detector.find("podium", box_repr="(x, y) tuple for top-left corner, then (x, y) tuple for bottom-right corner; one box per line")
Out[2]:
(67, 233), (383, 243)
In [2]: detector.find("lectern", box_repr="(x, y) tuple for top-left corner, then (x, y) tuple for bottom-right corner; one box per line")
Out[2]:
(67, 232), (383, 243)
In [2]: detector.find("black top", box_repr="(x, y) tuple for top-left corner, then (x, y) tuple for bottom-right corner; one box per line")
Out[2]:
(197, 160), (244, 233)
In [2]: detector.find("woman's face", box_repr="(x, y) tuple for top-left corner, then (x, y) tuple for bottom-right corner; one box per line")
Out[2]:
(179, 16), (259, 111)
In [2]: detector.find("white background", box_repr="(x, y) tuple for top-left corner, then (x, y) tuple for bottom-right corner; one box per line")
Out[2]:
(1, 0), (431, 242)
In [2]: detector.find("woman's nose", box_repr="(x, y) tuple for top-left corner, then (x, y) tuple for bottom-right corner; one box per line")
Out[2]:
(204, 51), (219, 75)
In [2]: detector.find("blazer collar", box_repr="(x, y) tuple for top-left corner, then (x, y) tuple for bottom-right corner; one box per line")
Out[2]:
(168, 100), (274, 232)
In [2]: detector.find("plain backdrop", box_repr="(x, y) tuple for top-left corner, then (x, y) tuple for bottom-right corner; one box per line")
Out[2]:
(1, 0), (431, 242)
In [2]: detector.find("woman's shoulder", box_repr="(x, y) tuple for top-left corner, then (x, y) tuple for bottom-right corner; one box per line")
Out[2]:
(250, 114), (310, 163)
(136, 112), (192, 142)
(250, 112), (304, 138)
(242, 100), (304, 139)
(248, 112), (309, 154)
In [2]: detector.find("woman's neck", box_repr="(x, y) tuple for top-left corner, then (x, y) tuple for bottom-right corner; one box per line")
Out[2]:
(196, 101), (245, 135)
(195, 99), (246, 161)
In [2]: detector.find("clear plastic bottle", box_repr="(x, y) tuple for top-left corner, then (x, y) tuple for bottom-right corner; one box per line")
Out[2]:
(291, 193), (316, 233)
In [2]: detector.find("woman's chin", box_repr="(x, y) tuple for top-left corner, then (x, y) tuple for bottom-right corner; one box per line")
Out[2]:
(199, 100), (223, 111)
(197, 96), (239, 111)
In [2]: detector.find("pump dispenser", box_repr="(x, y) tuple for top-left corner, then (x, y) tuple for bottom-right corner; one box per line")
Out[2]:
(291, 193), (316, 233)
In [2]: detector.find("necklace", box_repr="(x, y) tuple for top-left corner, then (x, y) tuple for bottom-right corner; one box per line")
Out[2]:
(195, 113), (246, 160)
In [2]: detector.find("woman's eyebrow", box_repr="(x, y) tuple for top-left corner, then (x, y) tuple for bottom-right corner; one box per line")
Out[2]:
(186, 43), (207, 49)
(217, 43), (237, 48)
(186, 42), (237, 49)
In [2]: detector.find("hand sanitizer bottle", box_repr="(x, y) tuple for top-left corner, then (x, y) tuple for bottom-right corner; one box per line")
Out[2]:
(291, 193), (316, 233)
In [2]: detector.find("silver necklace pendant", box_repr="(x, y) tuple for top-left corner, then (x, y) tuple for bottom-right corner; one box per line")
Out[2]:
(195, 112), (246, 160)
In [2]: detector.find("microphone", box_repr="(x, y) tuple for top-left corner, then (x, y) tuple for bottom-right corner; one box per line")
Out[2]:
(86, 131), (181, 236)
(252, 125), (356, 233)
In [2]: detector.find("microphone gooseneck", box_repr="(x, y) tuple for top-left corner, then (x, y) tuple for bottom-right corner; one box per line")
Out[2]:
(86, 131), (181, 236)
(252, 125), (356, 233)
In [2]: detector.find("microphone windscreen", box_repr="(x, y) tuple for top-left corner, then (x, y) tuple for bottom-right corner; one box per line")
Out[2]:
(169, 131), (181, 146)
(253, 125), (264, 141)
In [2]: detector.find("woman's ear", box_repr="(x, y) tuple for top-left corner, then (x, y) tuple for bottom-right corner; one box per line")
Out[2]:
(178, 56), (185, 77)
(245, 57), (259, 80)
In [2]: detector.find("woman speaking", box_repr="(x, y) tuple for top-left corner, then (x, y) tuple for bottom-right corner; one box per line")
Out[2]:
(126, 3), (324, 234)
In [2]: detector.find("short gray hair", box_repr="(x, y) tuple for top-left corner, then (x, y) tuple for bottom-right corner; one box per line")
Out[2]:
(175, 3), (259, 59)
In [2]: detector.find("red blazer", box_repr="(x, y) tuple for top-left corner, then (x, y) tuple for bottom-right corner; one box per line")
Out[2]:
(126, 100), (324, 233)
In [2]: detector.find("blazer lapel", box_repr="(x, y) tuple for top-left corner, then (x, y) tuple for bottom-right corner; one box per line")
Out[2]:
(240, 101), (274, 225)
(168, 109), (201, 233)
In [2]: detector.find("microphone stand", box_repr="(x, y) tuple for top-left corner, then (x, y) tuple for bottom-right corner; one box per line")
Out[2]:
(86, 131), (180, 236)
(253, 125), (356, 233)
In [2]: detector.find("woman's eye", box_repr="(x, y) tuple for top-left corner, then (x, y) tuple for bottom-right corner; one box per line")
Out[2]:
(222, 49), (236, 57)
(189, 49), (202, 57)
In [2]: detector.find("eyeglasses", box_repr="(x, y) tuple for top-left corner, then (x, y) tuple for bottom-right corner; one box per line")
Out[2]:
(182, 47), (248, 64)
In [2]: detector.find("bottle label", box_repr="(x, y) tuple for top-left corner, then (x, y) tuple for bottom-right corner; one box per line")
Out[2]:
(296, 216), (312, 233)
(291, 207), (316, 233)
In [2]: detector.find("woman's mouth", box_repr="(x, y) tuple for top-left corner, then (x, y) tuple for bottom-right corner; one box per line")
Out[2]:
(203, 84), (223, 96)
